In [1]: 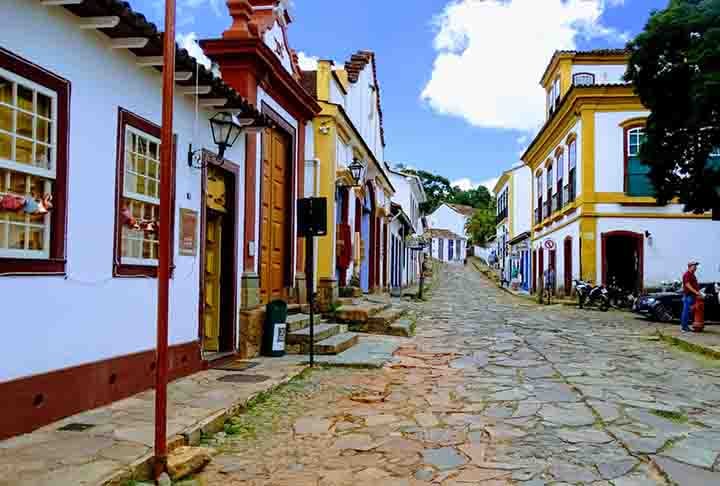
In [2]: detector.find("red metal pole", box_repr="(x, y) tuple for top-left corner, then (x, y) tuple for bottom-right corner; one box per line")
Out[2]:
(154, 0), (176, 478)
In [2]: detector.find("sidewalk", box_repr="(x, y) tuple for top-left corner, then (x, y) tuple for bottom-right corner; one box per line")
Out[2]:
(0, 356), (307, 486)
(655, 325), (720, 359)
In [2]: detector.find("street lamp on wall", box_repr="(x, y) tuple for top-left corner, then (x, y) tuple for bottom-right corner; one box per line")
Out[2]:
(338, 158), (365, 188)
(188, 111), (256, 169)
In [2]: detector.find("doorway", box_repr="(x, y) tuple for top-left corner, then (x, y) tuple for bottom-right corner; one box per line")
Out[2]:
(200, 161), (238, 355)
(259, 126), (292, 304)
(602, 231), (644, 292)
(564, 237), (573, 296)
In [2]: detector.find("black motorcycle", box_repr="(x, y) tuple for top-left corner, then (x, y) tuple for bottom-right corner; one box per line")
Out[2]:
(606, 277), (636, 309)
(574, 279), (610, 311)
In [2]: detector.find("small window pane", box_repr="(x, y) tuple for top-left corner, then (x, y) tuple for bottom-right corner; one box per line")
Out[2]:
(8, 171), (26, 194)
(136, 155), (146, 174)
(8, 224), (25, 249)
(37, 93), (52, 119)
(147, 180), (157, 198)
(136, 176), (146, 195)
(16, 137), (32, 164)
(35, 143), (50, 167)
(37, 119), (51, 144)
(0, 221), (6, 248)
(27, 226), (44, 250)
(17, 112), (32, 138)
(125, 173), (137, 194)
(149, 141), (159, 160)
(148, 160), (158, 179)
(29, 175), (45, 197)
(17, 85), (33, 112)
(0, 77), (12, 105)
(0, 133), (11, 160)
(0, 105), (12, 131)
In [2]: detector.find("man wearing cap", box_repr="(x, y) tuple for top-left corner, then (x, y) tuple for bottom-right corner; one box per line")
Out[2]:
(681, 261), (701, 332)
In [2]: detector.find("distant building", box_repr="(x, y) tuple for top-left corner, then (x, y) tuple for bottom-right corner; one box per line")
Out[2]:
(494, 165), (532, 291)
(425, 228), (466, 264)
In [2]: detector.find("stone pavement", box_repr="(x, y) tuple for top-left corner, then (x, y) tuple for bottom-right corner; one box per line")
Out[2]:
(655, 326), (720, 359)
(199, 264), (720, 486)
(0, 356), (308, 485)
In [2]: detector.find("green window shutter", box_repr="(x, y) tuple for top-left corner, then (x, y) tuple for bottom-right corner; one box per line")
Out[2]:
(627, 156), (654, 197)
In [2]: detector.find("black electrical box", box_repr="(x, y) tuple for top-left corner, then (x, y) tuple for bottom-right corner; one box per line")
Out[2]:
(297, 197), (328, 237)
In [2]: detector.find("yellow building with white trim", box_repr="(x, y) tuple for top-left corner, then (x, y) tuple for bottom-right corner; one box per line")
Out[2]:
(301, 52), (394, 305)
(522, 50), (720, 295)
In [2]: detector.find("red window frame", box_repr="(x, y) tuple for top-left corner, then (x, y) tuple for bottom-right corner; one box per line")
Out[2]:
(0, 48), (70, 276)
(113, 108), (175, 278)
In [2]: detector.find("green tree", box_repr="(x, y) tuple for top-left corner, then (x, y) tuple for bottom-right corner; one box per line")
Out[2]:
(399, 167), (455, 214)
(465, 206), (496, 246)
(624, 0), (720, 212)
(451, 185), (493, 209)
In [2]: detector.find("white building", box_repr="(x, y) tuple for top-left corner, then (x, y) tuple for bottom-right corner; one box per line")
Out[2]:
(0, 0), (318, 439)
(493, 164), (532, 290)
(387, 167), (427, 288)
(523, 49), (720, 295)
(425, 202), (473, 262)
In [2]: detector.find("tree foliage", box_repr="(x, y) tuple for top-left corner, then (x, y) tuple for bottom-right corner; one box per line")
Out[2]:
(624, 0), (720, 212)
(399, 165), (493, 214)
(465, 206), (497, 247)
(451, 185), (493, 210)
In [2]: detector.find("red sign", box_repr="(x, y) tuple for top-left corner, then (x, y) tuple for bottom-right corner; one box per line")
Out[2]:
(543, 239), (556, 250)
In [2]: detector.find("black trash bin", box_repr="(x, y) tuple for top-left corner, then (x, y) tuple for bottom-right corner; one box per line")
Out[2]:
(262, 300), (288, 357)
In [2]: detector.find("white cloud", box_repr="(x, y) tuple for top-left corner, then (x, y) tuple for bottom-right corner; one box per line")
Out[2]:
(297, 51), (319, 71)
(421, 0), (629, 132)
(452, 177), (499, 193)
(177, 32), (212, 69)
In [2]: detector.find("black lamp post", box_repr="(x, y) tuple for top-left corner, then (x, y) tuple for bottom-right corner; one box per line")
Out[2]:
(188, 111), (254, 168)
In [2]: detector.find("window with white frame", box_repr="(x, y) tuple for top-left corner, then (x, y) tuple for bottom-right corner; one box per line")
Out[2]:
(0, 68), (56, 259)
(121, 126), (160, 265)
(114, 108), (173, 277)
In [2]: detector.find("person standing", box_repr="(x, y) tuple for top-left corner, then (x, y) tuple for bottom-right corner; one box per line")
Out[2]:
(681, 261), (701, 332)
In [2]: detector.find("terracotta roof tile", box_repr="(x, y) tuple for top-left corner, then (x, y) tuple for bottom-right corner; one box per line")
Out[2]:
(424, 228), (465, 240)
(343, 50), (385, 147)
(447, 204), (476, 217)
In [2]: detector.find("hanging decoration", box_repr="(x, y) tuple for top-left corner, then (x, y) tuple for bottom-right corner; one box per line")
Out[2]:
(0, 193), (53, 215)
(120, 206), (159, 235)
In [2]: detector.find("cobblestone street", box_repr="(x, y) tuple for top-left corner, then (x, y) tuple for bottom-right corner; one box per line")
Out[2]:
(202, 264), (720, 485)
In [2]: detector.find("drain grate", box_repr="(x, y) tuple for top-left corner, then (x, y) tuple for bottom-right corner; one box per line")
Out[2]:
(217, 374), (270, 383)
(212, 360), (260, 372)
(58, 422), (95, 432)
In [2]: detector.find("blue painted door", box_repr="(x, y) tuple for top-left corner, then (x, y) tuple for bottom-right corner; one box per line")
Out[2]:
(361, 203), (371, 293)
(449, 240), (454, 261)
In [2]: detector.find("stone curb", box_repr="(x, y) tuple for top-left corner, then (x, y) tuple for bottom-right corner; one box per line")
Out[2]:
(99, 364), (308, 485)
(657, 330), (720, 360)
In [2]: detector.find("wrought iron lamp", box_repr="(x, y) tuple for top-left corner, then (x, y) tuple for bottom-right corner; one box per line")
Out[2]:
(338, 158), (365, 188)
(188, 111), (255, 168)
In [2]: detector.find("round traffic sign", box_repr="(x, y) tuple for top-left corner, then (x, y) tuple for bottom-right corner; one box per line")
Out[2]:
(544, 239), (556, 250)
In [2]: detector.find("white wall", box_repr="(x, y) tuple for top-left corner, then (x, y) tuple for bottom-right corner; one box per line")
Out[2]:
(1, 0), (246, 382)
(572, 64), (627, 85)
(595, 110), (649, 193)
(428, 204), (468, 239)
(262, 20), (293, 75)
(512, 166), (532, 236)
(532, 220), (581, 292)
(344, 61), (384, 163)
(329, 75), (345, 108)
(595, 217), (720, 287)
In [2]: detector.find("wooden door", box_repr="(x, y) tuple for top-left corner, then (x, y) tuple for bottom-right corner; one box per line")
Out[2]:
(538, 249), (544, 291)
(549, 249), (557, 293)
(203, 213), (222, 352)
(260, 128), (290, 303)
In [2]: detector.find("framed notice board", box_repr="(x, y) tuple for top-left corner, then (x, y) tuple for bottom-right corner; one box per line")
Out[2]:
(179, 208), (198, 256)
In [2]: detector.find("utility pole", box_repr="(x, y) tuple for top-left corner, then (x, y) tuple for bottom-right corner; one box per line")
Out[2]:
(154, 0), (176, 478)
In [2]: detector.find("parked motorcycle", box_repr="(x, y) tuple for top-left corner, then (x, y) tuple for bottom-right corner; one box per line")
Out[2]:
(606, 277), (636, 309)
(574, 279), (610, 311)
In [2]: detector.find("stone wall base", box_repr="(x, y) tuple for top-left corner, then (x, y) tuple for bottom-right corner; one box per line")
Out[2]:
(317, 277), (338, 312)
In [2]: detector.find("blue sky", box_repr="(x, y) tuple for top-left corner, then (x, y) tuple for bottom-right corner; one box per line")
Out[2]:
(134, 0), (668, 191)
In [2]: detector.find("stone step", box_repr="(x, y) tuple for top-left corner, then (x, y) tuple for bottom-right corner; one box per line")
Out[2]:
(286, 313), (310, 332)
(313, 332), (359, 355)
(286, 323), (340, 345)
(333, 302), (390, 323)
(389, 318), (414, 337)
(367, 307), (406, 327)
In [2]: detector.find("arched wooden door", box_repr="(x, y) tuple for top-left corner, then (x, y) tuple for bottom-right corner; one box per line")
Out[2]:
(564, 237), (573, 296)
(260, 127), (291, 304)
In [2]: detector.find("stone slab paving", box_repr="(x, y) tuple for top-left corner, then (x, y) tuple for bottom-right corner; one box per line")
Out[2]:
(199, 264), (720, 486)
(0, 356), (308, 485)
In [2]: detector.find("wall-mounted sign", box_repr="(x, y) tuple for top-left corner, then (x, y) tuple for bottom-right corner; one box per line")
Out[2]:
(179, 208), (198, 256)
(543, 239), (556, 250)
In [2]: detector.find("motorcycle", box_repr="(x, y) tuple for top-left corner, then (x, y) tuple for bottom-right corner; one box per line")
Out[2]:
(606, 277), (636, 309)
(574, 279), (610, 311)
